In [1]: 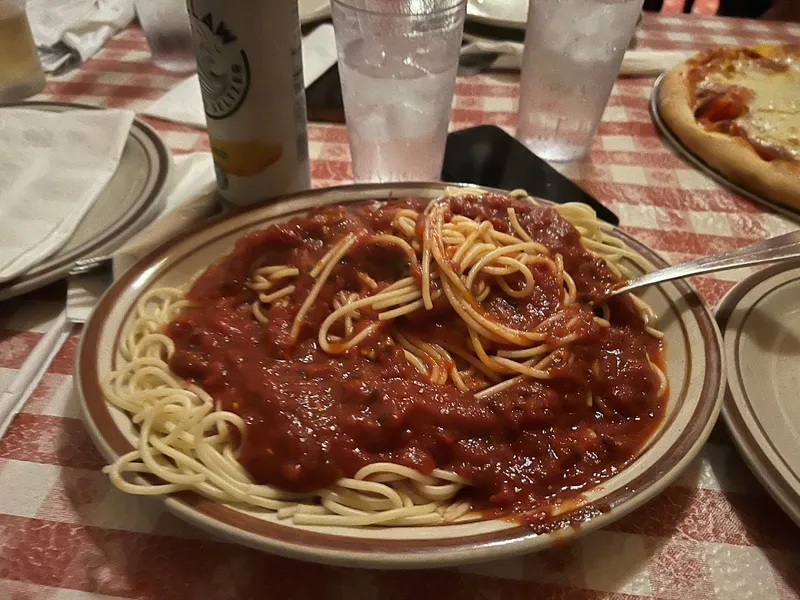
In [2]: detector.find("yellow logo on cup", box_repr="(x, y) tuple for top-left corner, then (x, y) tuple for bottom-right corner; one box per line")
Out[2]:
(209, 138), (283, 177)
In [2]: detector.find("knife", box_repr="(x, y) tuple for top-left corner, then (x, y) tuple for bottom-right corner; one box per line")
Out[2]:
(0, 309), (72, 440)
(0, 257), (115, 441)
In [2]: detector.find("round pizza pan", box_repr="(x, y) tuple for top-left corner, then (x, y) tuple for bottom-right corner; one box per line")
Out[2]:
(649, 74), (800, 224)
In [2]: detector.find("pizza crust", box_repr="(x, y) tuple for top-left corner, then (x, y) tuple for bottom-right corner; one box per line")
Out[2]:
(657, 60), (800, 211)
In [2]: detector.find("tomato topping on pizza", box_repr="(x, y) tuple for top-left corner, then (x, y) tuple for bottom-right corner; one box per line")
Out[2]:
(694, 86), (752, 127)
(684, 45), (800, 163)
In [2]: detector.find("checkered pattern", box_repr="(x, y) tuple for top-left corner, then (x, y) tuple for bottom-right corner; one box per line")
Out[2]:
(1, 13), (799, 599)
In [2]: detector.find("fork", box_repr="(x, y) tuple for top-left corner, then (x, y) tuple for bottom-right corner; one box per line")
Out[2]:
(605, 229), (800, 299)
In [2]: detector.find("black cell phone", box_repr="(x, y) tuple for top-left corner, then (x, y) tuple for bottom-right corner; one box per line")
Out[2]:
(305, 64), (345, 124)
(441, 125), (619, 226)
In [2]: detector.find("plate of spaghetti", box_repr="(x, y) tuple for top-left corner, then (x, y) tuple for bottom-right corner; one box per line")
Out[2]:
(76, 183), (724, 568)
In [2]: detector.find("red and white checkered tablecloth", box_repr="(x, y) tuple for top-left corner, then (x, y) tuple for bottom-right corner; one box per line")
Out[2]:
(1, 12), (799, 600)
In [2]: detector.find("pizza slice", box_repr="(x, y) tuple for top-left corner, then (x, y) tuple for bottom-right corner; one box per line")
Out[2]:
(658, 44), (800, 209)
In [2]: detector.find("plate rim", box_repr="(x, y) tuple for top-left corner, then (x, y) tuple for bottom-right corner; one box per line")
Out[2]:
(463, 3), (643, 36)
(466, 1), (527, 31)
(299, 0), (530, 29)
(299, 0), (331, 25)
(717, 260), (800, 528)
(0, 101), (171, 301)
(298, 0), (530, 29)
(75, 182), (725, 567)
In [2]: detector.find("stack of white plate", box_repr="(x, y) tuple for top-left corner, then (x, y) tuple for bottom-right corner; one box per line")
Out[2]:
(718, 262), (800, 527)
(0, 102), (170, 301)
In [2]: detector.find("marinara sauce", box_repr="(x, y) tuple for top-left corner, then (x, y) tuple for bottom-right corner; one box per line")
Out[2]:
(165, 195), (665, 522)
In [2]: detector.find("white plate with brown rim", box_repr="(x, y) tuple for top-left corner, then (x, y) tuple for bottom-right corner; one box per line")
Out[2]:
(467, 0), (528, 29)
(75, 183), (725, 568)
(717, 261), (800, 528)
(0, 102), (170, 301)
(299, 0), (531, 30)
(299, 0), (331, 24)
(465, 1), (642, 34)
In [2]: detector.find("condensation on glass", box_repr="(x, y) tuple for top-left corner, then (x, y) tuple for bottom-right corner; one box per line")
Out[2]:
(332, 0), (467, 182)
(516, 0), (644, 162)
(134, 0), (196, 73)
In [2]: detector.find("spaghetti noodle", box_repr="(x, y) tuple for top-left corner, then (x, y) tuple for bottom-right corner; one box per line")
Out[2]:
(102, 189), (667, 527)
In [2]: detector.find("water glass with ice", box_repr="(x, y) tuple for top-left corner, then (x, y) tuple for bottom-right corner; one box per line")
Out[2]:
(331, 0), (467, 182)
(134, 0), (196, 73)
(516, 0), (644, 162)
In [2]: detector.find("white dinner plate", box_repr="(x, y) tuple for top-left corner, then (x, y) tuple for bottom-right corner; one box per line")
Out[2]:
(0, 102), (170, 301)
(717, 261), (800, 527)
(299, 0), (531, 30)
(299, 0), (331, 24)
(467, 0), (528, 29)
(76, 183), (725, 568)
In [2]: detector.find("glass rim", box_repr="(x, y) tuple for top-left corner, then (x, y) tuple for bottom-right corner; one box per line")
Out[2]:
(330, 0), (467, 18)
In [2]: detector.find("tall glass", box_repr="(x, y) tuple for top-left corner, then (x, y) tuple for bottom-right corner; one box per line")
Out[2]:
(516, 0), (643, 162)
(331, 0), (466, 182)
(187, 0), (310, 206)
(134, 0), (196, 73)
(0, 0), (45, 102)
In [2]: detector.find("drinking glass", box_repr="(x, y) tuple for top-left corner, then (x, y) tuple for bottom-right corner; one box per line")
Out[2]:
(134, 0), (196, 74)
(516, 0), (644, 162)
(0, 0), (45, 102)
(331, 0), (466, 182)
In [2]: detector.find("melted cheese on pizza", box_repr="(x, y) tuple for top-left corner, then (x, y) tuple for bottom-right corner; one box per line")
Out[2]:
(699, 55), (800, 160)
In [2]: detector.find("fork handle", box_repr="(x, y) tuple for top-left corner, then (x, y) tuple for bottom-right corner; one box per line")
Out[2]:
(612, 229), (800, 296)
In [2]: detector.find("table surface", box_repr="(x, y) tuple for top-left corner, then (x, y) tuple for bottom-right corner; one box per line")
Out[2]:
(1, 12), (799, 600)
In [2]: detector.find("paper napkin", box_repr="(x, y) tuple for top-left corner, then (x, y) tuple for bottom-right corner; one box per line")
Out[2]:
(0, 108), (135, 283)
(112, 151), (220, 277)
(66, 151), (219, 322)
(460, 38), (693, 76)
(27, 0), (135, 73)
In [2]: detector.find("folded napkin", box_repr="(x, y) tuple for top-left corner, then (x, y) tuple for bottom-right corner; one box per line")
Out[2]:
(27, 0), (135, 73)
(112, 152), (219, 278)
(66, 152), (219, 323)
(0, 108), (134, 283)
(143, 23), (337, 128)
(460, 37), (693, 76)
